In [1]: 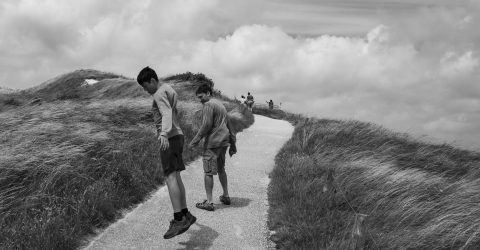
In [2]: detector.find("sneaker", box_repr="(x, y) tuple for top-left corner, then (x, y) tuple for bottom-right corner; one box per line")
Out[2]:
(196, 200), (215, 211)
(219, 195), (231, 205)
(163, 217), (190, 239)
(185, 211), (197, 226)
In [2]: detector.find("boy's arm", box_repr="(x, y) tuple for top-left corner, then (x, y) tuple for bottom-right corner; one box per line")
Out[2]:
(152, 101), (163, 136)
(190, 104), (214, 145)
(226, 115), (237, 157)
(153, 90), (173, 137)
(226, 115), (236, 145)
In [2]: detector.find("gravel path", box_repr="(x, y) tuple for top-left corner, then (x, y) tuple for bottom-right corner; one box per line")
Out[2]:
(83, 115), (294, 250)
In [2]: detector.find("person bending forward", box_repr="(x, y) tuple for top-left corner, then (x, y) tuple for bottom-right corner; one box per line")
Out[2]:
(190, 84), (236, 211)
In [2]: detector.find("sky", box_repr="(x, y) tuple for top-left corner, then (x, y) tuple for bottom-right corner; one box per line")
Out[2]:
(1, 0), (480, 150)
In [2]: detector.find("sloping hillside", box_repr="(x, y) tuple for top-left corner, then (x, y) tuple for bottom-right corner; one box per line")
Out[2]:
(0, 87), (17, 94)
(258, 105), (480, 249)
(0, 69), (254, 250)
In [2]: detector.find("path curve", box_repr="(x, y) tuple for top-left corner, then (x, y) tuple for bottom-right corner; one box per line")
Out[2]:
(83, 115), (294, 250)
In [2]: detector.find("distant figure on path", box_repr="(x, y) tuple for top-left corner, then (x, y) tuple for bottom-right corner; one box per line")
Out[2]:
(190, 84), (237, 211)
(246, 92), (254, 111)
(136, 67), (196, 239)
(267, 100), (274, 110)
(240, 95), (246, 107)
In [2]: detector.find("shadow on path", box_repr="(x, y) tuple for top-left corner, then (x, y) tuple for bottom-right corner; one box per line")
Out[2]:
(176, 223), (219, 250)
(214, 197), (252, 210)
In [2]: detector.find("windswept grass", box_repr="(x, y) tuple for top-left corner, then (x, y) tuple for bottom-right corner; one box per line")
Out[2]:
(253, 105), (304, 125)
(163, 72), (214, 88)
(268, 117), (480, 249)
(0, 71), (254, 250)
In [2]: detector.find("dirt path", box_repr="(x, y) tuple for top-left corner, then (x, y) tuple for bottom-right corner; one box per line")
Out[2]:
(83, 115), (294, 250)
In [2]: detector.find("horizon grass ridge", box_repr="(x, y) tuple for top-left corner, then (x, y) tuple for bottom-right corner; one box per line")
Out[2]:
(259, 108), (480, 249)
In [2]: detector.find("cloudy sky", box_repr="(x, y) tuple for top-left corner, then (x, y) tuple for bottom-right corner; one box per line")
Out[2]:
(1, 0), (480, 150)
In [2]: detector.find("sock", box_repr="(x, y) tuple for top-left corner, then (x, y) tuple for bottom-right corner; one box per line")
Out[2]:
(181, 208), (189, 216)
(174, 212), (183, 221)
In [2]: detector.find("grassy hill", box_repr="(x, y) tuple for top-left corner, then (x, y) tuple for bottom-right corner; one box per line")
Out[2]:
(0, 69), (254, 249)
(254, 106), (480, 249)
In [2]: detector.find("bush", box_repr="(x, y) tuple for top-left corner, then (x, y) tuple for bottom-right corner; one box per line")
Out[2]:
(3, 97), (21, 106)
(164, 72), (215, 88)
(253, 105), (304, 125)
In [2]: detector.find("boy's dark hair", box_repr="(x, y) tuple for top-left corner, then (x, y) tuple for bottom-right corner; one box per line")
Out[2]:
(137, 66), (158, 86)
(196, 84), (212, 95)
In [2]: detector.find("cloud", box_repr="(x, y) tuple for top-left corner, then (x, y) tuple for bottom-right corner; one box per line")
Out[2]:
(0, 0), (265, 88)
(155, 3), (480, 149)
(0, 0), (479, 149)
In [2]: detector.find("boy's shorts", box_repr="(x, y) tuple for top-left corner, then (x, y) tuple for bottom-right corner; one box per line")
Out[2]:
(203, 147), (228, 176)
(160, 135), (186, 176)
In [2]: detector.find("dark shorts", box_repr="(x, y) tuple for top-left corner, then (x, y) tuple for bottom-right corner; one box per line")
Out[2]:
(160, 135), (186, 176)
(203, 147), (228, 176)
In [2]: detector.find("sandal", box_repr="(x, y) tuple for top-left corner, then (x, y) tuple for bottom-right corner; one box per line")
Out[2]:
(219, 195), (231, 205)
(196, 200), (215, 211)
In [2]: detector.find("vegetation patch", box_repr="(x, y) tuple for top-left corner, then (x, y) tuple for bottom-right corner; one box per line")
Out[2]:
(164, 72), (215, 88)
(2, 97), (21, 106)
(253, 105), (304, 125)
(0, 71), (254, 250)
(267, 115), (480, 249)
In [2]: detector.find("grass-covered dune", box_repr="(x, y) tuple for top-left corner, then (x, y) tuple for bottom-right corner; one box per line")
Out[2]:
(0, 69), (254, 249)
(260, 109), (480, 249)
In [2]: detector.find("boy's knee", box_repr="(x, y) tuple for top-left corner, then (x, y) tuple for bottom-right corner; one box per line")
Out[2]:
(166, 172), (177, 181)
(204, 173), (215, 178)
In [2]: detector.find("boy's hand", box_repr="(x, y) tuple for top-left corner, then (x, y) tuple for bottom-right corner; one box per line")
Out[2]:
(229, 144), (237, 157)
(189, 140), (199, 148)
(158, 135), (169, 151)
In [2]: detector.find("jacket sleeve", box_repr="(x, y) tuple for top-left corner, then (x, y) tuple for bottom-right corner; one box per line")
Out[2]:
(152, 101), (162, 136)
(153, 90), (173, 137)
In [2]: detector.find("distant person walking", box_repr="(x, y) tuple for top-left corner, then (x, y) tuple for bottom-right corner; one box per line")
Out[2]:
(267, 100), (274, 110)
(190, 84), (237, 211)
(240, 95), (246, 107)
(136, 67), (196, 239)
(246, 92), (254, 111)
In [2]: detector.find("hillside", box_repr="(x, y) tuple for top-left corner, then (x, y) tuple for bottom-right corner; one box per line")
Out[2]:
(0, 69), (254, 249)
(0, 86), (17, 94)
(254, 106), (480, 249)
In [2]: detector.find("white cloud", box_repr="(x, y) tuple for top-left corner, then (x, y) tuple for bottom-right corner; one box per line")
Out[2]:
(0, 0), (264, 88)
(155, 4), (480, 149)
(0, 0), (480, 149)
(440, 51), (479, 77)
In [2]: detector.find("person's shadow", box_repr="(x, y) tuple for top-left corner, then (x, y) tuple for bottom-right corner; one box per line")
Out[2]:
(214, 197), (252, 210)
(175, 197), (251, 250)
(176, 223), (219, 250)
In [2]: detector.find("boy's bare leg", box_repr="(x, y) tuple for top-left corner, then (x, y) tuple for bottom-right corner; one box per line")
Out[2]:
(166, 172), (182, 212)
(218, 172), (229, 197)
(204, 174), (214, 203)
(176, 171), (187, 209)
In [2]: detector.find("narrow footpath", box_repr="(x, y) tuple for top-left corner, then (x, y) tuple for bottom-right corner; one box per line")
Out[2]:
(83, 115), (294, 250)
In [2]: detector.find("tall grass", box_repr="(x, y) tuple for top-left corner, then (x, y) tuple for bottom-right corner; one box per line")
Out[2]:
(253, 105), (304, 125)
(268, 117), (480, 249)
(0, 75), (254, 249)
(163, 72), (214, 88)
